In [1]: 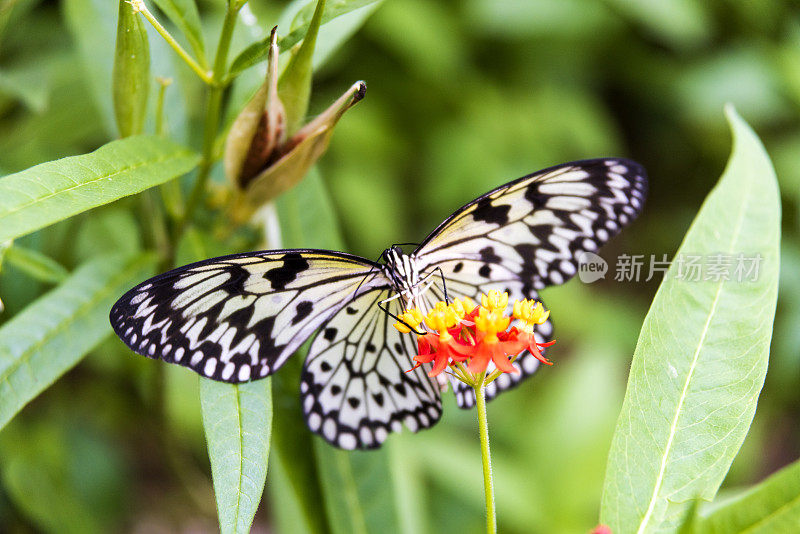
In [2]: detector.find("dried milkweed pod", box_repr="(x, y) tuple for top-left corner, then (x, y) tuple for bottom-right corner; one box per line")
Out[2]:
(224, 26), (365, 222)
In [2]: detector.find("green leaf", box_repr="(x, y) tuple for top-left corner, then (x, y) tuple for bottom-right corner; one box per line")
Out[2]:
(113, 0), (150, 137)
(0, 253), (156, 431)
(0, 135), (200, 243)
(228, 0), (382, 79)
(200, 378), (272, 534)
(269, 357), (331, 534)
(314, 445), (404, 534)
(150, 0), (206, 67)
(600, 105), (781, 532)
(687, 459), (800, 533)
(3, 245), (69, 284)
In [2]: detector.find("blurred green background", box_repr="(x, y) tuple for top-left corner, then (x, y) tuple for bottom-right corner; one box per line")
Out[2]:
(1, 0), (799, 532)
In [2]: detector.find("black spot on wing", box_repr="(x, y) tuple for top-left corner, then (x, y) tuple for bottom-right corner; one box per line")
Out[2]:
(472, 197), (510, 225)
(514, 244), (540, 295)
(264, 252), (309, 290)
(324, 328), (337, 341)
(292, 301), (313, 325)
(524, 182), (546, 207)
(479, 246), (502, 264)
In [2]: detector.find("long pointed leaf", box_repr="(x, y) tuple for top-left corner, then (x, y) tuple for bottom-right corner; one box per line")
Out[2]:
(228, 0), (382, 79)
(0, 135), (199, 243)
(600, 106), (781, 532)
(0, 253), (156, 431)
(688, 459), (800, 532)
(200, 378), (272, 534)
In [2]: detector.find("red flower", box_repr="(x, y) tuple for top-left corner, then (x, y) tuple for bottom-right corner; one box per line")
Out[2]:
(413, 332), (472, 377)
(396, 293), (555, 383)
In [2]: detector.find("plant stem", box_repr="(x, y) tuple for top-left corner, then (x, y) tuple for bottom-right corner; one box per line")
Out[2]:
(132, 0), (212, 84)
(172, 4), (240, 248)
(474, 384), (497, 534)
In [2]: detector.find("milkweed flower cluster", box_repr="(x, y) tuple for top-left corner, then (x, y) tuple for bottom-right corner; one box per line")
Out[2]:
(393, 290), (555, 386)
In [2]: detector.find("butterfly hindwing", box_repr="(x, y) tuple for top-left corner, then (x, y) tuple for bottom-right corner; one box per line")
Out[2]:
(110, 250), (389, 383)
(301, 289), (443, 449)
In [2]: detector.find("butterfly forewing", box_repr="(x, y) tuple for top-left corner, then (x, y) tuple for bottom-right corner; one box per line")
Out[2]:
(413, 159), (647, 294)
(301, 289), (442, 449)
(110, 250), (389, 383)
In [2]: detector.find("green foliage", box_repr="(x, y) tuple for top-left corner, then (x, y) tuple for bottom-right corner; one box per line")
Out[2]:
(0, 0), (797, 532)
(600, 107), (781, 532)
(228, 0), (382, 78)
(113, 0), (150, 137)
(0, 253), (156, 431)
(0, 135), (199, 242)
(689, 458), (800, 532)
(3, 245), (69, 285)
(149, 0), (206, 66)
(200, 378), (272, 534)
(279, 0), (326, 134)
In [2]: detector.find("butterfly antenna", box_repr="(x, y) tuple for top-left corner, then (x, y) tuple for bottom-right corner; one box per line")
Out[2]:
(432, 266), (450, 304)
(351, 249), (386, 303)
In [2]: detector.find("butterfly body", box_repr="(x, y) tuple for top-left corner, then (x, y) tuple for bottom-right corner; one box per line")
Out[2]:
(111, 158), (647, 449)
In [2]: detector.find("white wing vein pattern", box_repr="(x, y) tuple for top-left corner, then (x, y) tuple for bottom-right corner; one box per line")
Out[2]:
(110, 250), (389, 384)
(301, 289), (442, 449)
(413, 158), (647, 407)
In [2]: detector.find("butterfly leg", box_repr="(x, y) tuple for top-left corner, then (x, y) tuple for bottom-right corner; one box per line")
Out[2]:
(377, 298), (426, 335)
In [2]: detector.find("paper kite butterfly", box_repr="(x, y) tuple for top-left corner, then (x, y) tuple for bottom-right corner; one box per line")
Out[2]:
(110, 159), (647, 449)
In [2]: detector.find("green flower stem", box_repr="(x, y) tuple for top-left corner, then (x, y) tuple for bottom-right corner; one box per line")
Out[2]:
(154, 77), (170, 136)
(154, 78), (185, 220)
(474, 383), (497, 534)
(173, 4), (240, 246)
(131, 0), (212, 84)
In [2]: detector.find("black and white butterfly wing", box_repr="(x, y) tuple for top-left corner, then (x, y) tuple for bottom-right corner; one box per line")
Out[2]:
(301, 289), (442, 449)
(414, 158), (647, 406)
(110, 250), (390, 383)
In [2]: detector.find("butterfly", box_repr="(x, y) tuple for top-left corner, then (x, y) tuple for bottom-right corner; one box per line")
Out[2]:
(110, 158), (647, 449)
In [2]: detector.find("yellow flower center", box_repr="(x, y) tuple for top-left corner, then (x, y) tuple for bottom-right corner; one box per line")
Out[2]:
(424, 301), (460, 335)
(512, 299), (550, 333)
(450, 296), (476, 320)
(474, 307), (510, 344)
(393, 307), (424, 334)
(481, 290), (509, 312)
